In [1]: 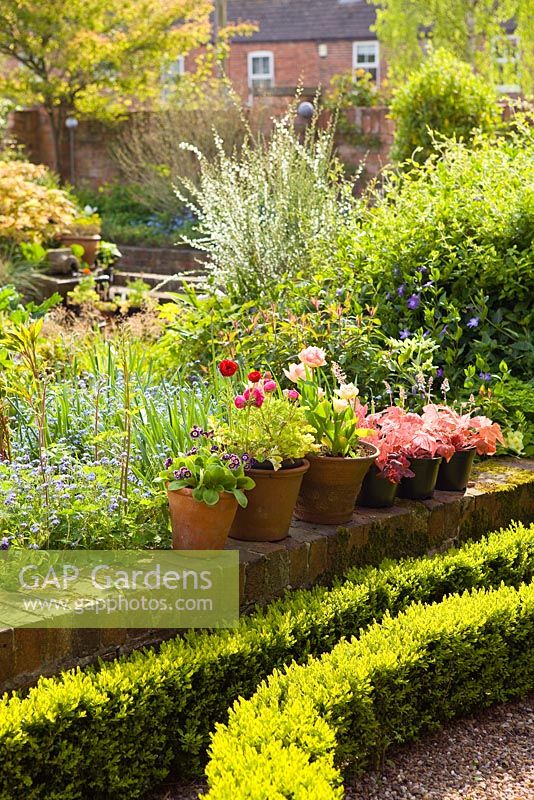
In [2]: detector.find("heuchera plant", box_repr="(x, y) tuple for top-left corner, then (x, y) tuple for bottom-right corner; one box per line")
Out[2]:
(421, 404), (504, 455)
(212, 365), (317, 470)
(285, 347), (373, 457)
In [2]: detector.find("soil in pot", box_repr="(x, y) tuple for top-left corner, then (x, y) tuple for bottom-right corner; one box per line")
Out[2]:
(357, 464), (398, 508)
(229, 460), (309, 542)
(294, 442), (378, 525)
(167, 487), (238, 550)
(398, 457), (442, 501)
(436, 448), (476, 492)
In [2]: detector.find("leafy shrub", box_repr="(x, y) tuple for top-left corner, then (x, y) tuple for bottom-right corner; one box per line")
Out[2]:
(204, 579), (534, 798)
(390, 49), (500, 164)
(340, 131), (534, 381)
(0, 521), (533, 798)
(178, 110), (352, 300)
(0, 159), (76, 243)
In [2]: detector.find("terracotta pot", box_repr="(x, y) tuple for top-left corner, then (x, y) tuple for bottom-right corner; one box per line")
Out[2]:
(436, 447), (476, 492)
(295, 443), (378, 524)
(229, 460), (309, 542)
(167, 487), (237, 550)
(61, 234), (101, 266)
(398, 456), (442, 500)
(357, 464), (398, 508)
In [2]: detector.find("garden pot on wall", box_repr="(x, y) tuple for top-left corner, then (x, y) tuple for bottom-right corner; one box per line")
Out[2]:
(61, 234), (101, 266)
(229, 460), (309, 542)
(436, 448), (476, 492)
(398, 457), (442, 501)
(295, 443), (378, 524)
(357, 464), (398, 509)
(167, 487), (237, 550)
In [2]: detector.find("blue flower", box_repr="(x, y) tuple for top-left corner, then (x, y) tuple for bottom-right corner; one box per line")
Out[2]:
(1, 536), (9, 550)
(436, 367), (444, 378)
(397, 284), (405, 297)
(479, 371), (492, 382)
(467, 317), (480, 329)
(399, 328), (411, 340)
(407, 294), (420, 310)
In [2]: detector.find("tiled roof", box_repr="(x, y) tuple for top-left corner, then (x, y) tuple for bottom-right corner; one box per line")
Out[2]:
(228, 0), (377, 43)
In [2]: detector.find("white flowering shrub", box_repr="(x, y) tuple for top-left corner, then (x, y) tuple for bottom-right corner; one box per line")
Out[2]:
(177, 112), (355, 300)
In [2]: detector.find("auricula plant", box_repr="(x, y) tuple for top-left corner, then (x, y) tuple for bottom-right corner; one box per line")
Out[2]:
(158, 440), (255, 507)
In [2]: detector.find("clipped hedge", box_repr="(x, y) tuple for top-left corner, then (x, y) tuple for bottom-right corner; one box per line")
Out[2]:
(204, 580), (534, 799)
(1, 522), (533, 799)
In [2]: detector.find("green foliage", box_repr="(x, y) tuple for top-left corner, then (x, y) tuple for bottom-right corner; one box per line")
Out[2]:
(339, 131), (534, 382)
(212, 396), (317, 470)
(370, 0), (534, 93)
(0, 521), (533, 798)
(74, 183), (198, 246)
(390, 50), (500, 164)
(159, 447), (255, 508)
(204, 579), (534, 798)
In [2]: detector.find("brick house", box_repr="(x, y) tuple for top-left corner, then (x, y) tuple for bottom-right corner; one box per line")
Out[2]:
(184, 0), (382, 101)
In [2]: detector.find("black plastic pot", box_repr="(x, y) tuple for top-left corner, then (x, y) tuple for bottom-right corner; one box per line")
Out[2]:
(436, 448), (476, 492)
(357, 464), (398, 508)
(398, 456), (442, 500)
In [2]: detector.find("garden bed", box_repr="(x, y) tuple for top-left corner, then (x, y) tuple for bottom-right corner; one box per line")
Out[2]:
(1, 458), (533, 693)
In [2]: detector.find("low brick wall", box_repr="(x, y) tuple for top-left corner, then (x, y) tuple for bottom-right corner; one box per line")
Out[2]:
(1, 458), (533, 692)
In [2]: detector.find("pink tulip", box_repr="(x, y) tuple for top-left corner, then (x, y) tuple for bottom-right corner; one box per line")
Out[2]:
(234, 395), (246, 409)
(283, 362), (306, 383)
(298, 346), (326, 368)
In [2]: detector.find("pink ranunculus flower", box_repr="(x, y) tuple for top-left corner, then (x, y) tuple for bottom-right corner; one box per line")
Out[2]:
(234, 394), (246, 409)
(263, 379), (277, 393)
(285, 388), (300, 401)
(283, 362), (306, 383)
(244, 387), (265, 408)
(298, 346), (327, 368)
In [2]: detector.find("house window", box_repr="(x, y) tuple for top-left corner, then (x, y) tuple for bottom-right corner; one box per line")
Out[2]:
(248, 51), (274, 90)
(353, 41), (380, 84)
(495, 34), (520, 93)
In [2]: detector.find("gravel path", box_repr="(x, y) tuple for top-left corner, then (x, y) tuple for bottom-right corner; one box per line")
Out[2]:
(151, 694), (534, 800)
(346, 694), (534, 800)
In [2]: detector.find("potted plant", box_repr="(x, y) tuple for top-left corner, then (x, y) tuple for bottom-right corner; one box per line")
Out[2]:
(286, 349), (378, 524)
(119, 278), (152, 316)
(212, 364), (316, 542)
(358, 422), (415, 508)
(423, 404), (504, 491)
(61, 207), (102, 266)
(373, 406), (448, 500)
(158, 441), (255, 550)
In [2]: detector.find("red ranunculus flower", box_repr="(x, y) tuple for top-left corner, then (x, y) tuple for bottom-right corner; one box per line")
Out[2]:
(248, 370), (262, 383)
(218, 359), (238, 377)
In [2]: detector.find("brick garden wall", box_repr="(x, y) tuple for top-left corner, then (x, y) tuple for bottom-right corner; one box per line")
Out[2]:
(8, 103), (393, 190)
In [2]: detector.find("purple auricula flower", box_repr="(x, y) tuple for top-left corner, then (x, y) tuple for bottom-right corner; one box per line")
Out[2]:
(190, 428), (202, 439)
(397, 284), (405, 297)
(241, 453), (251, 463)
(210, 445), (219, 453)
(186, 447), (198, 456)
(467, 317), (480, 329)
(228, 455), (241, 470)
(164, 457), (173, 469)
(174, 467), (192, 480)
(399, 328), (411, 339)
(407, 294), (420, 310)
(479, 372), (492, 382)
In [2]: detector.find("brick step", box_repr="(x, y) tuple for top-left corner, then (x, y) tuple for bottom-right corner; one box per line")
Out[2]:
(112, 270), (205, 294)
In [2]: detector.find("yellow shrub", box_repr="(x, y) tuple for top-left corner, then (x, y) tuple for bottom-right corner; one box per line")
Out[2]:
(0, 160), (76, 243)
